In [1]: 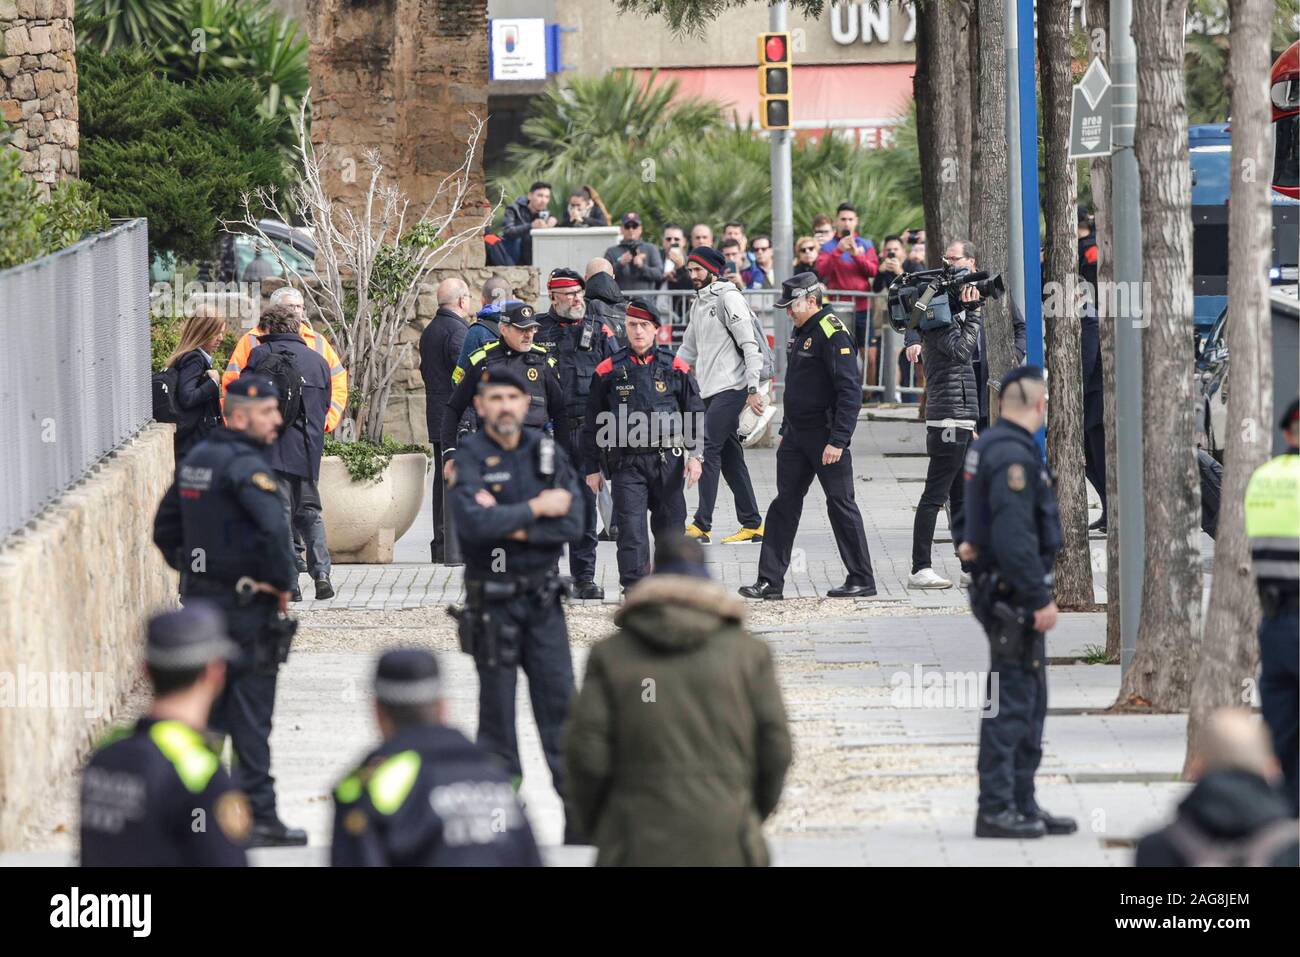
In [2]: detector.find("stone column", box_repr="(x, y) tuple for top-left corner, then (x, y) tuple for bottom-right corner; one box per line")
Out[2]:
(305, 0), (490, 268)
(0, 0), (78, 199)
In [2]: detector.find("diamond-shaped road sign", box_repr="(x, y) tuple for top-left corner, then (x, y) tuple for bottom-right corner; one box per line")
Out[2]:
(1070, 58), (1113, 159)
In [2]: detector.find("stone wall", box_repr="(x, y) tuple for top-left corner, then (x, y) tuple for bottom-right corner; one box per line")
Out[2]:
(306, 0), (490, 269)
(0, 424), (176, 850)
(0, 0), (77, 198)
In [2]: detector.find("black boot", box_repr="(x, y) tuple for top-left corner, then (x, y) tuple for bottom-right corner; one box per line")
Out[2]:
(572, 581), (605, 600)
(315, 578), (334, 600)
(1022, 807), (1078, 835)
(248, 818), (308, 847)
(974, 809), (1047, 839)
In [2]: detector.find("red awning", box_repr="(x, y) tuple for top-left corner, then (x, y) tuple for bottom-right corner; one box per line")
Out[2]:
(637, 63), (914, 144)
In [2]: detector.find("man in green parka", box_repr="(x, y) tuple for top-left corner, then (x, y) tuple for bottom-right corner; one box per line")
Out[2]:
(563, 535), (792, 866)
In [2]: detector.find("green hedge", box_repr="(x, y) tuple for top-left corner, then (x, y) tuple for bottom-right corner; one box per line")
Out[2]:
(323, 437), (431, 483)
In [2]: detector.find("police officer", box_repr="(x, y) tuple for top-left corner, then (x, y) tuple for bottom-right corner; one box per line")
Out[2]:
(448, 366), (584, 840)
(1244, 397), (1300, 815)
(740, 274), (876, 600)
(583, 298), (705, 592)
(440, 302), (569, 487)
(80, 605), (251, 866)
(534, 268), (617, 599)
(331, 649), (542, 866)
(954, 366), (1077, 839)
(152, 376), (306, 847)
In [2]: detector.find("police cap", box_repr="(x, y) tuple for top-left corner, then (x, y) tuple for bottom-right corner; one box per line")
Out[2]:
(625, 298), (662, 326)
(477, 364), (530, 395)
(374, 649), (442, 706)
(774, 272), (822, 308)
(227, 375), (280, 401)
(500, 302), (540, 329)
(1281, 397), (1300, 432)
(547, 267), (585, 292)
(145, 602), (240, 671)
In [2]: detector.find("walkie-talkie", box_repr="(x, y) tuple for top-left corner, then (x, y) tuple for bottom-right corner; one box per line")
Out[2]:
(579, 317), (596, 351)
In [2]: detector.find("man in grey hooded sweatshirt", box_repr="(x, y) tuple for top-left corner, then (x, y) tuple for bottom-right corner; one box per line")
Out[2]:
(676, 246), (767, 545)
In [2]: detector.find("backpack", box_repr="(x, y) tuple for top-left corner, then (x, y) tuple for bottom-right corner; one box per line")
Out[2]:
(247, 343), (305, 430)
(151, 367), (182, 423)
(716, 286), (775, 382)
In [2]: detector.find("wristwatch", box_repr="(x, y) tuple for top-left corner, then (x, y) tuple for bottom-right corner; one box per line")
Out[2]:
(746, 386), (758, 395)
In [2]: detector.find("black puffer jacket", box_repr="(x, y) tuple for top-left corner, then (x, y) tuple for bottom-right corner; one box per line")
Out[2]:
(919, 306), (982, 422)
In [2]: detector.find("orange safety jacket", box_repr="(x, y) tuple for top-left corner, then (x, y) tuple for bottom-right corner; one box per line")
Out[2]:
(222, 323), (348, 433)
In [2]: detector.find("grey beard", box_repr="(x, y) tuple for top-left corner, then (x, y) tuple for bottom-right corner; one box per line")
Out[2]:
(554, 302), (585, 320)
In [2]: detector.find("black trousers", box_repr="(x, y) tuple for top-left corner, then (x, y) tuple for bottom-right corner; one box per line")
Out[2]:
(611, 451), (687, 589)
(430, 440), (447, 552)
(474, 589), (575, 835)
(1259, 609), (1300, 815)
(977, 632), (1048, 816)
(693, 387), (761, 532)
(757, 426), (875, 590)
(1084, 422), (1107, 517)
(192, 594), (282, 824)
(912, 426), (971, 574)
(562, 428), (598, 582)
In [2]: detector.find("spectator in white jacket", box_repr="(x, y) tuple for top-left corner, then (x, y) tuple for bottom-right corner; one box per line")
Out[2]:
(676, 246), (766, 545)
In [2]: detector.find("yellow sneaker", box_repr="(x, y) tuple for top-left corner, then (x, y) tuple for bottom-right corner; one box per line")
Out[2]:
(684, 523), (711, 544)
(722, 525), (765, 545)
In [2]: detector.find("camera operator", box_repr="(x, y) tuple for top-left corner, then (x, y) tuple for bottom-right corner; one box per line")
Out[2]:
(903, 241), (985, 590)
(604, 213), (664, 293)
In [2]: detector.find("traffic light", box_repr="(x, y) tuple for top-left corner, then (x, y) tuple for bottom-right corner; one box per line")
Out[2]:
(757, 32), (791, 130)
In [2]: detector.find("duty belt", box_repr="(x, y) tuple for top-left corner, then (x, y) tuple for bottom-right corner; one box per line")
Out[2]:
(184, 574), (281, 604)
(464, 569), (560, 603)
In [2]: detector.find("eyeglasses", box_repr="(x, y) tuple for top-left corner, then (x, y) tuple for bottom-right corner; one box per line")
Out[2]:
(753, 246), (770, 253)
(798, 246), (817, 253)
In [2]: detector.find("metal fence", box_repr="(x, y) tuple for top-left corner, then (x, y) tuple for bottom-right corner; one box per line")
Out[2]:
(646, 286), (923, 403)
(1, 219), (152, 542)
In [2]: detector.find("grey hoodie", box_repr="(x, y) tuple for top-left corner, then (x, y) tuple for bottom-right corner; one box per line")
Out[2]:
(676, 281), (764, 399)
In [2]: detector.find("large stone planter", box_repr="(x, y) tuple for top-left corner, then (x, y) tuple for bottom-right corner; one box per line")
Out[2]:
(319, 452), (429, 563)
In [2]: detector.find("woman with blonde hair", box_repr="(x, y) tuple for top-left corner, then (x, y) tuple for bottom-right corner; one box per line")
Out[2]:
(165, 304), (226, 463)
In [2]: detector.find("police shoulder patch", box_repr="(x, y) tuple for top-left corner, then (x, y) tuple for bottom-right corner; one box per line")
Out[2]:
(527, 367), (539, 381)
(251, 471), (278, 493)
(1006, 463), (1027, 491)
(215, 789), (252, 843)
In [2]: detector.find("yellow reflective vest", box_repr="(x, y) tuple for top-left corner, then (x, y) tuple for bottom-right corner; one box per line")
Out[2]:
(1244, 451), (1300, 588)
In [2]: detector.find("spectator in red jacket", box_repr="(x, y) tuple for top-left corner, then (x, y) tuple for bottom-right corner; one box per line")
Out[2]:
(815, 202), (879, 358)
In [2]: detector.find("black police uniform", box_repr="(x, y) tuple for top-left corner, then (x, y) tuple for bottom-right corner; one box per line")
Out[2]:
(747, 289), (875, 598)
(582, 302), (705, 590)
(152, 382), (298, 834)
(534, 292), (617, 587)
(956, 392), (1069, 837)
(439, 313), (570, 461)
(80, 606), (251, 866)
(331, 649), (542, 866)
(81, 718), (251, 866)
(419, 305), (470, 562)
(448, 399), (583, 837)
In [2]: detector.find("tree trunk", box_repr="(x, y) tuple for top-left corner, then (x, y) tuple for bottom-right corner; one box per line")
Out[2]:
(1185, 0), (1275, 769)
(965, 1), (981, 270)
(970, 0), (1014, 400)
(914, 1), (969, 258)
(1086, 0), (1121, 658)
(1118, 0), (1202, 711)
(953, 2), (973, 232)
(1039, 0), (1095, 610)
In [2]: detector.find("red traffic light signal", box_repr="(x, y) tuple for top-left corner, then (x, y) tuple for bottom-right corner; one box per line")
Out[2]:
(757, 32), (792, 130)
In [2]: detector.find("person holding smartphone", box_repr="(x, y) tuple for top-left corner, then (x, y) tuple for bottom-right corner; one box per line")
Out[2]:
(814, 202), (879, 361)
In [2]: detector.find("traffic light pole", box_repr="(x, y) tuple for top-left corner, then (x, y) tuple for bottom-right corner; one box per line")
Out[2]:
(769, 2), (794, 400)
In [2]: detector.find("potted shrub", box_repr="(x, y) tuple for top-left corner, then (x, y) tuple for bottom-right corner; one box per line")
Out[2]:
(231, 98), (493, 562)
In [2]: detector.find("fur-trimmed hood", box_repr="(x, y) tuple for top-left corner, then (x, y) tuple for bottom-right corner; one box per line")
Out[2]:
(613, 574), (746, 652)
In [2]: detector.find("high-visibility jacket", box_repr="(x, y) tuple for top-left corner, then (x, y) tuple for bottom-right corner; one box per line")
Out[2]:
(1244, 451), (1300, 592)
(222, 322), (348, 433)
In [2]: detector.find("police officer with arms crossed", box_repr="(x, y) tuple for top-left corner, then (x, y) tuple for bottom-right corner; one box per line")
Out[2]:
(1244, 397), (1300, 815)
(740, 274), (877, 600)
(331, 648), (542, 866)
(440, 302), (570, 485)
(80, 605), (251, 866)
(152, 375), (306, 847)
(534, 268), (617, 599)
(955, 366), (1077, 839)
(448, 366), (584, 841)
(583, 298), (705, 592)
